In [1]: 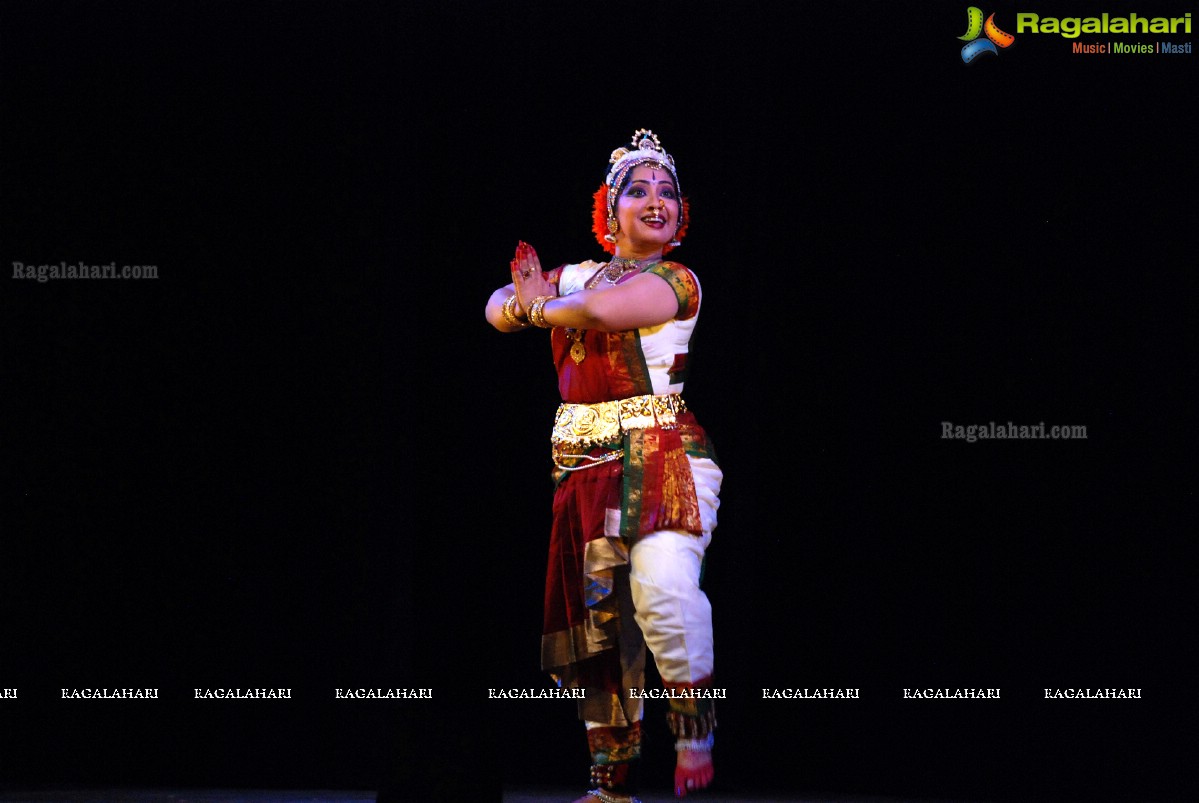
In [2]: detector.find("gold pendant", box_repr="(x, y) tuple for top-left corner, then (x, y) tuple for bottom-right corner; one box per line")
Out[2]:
(570, 340), (587, 364)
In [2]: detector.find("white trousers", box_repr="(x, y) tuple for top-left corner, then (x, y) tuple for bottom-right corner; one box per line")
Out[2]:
(625, 455), (721, 685)
(586, 456), (720, 731)
(633, 454), (720, 684)
(630, 527), (714, 684)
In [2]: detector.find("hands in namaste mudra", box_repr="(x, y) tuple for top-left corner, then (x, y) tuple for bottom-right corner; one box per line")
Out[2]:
(510, 240), (555, 318)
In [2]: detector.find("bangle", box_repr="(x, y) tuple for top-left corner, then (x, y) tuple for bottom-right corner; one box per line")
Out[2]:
(528, 295), (555, 328)
(501, 294), (528, 327)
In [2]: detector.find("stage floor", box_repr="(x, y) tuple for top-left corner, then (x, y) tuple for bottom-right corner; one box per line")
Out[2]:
(0, 790), (982, 803)
(0, 793), (376, 803)
(502, 788), (981, 803)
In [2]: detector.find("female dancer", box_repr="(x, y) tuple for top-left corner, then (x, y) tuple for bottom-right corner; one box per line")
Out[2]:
(486, 129), (722, 802)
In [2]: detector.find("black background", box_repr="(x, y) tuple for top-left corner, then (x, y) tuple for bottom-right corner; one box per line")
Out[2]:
(2, 1), (1193, 801)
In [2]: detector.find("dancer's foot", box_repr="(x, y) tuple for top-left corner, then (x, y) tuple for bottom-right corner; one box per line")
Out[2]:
(674, 748), (714, 797)
(572, 792), (639, 803)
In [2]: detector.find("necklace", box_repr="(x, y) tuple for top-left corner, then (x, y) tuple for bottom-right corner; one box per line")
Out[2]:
(566, 328), (588, 365)
(595, 255), (645, 286)
(566, 257), (659, 365)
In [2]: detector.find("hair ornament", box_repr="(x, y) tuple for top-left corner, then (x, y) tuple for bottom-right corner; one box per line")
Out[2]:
(605, 129), (676, 187)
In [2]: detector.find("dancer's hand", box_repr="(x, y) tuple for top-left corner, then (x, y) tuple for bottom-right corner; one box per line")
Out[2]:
(511, 240), (554, 314)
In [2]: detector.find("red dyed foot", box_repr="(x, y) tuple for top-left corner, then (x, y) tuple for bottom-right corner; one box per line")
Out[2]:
(674, 748), (714, 797)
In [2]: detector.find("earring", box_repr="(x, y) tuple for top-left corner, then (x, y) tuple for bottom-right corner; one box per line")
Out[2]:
(605, 216), (618, 243)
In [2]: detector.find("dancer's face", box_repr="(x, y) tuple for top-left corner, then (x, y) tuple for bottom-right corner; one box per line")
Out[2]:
(614, 165), (679, 257)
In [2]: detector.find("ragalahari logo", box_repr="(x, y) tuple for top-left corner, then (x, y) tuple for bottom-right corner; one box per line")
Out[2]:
(959, 7), (1016, 62)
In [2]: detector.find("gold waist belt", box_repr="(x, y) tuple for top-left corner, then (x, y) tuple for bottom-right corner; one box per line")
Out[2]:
(552, 393), (687, 454)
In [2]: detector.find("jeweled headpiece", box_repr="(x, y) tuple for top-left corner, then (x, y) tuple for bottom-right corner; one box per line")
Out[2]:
(604, 128), (683, 237)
